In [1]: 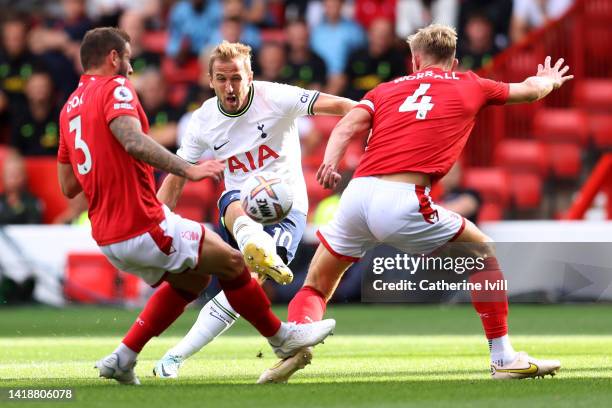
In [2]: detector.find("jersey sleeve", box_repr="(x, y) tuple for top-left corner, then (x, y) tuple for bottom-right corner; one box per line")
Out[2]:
(57, 120), (71, 164)
(102, 77), (141, 124)
(476, 75), (509, 106)
(176, 110), (209, 164)
(355, 87), (378, 115)
(268, 82), (320, 117)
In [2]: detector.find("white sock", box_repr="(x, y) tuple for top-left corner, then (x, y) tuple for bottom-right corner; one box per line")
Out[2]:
(267, 322), (291, 346)
(232, 215), (274, 253)
(113, 343), (138, 368)
(166, 291), (239, 359)
(489, 334), (517, 366)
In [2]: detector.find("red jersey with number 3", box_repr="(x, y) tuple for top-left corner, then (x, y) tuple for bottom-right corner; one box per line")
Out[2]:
(353, 68), (509, 180)
(58, 75), (165, 245)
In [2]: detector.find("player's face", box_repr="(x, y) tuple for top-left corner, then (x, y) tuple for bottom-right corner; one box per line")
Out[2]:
(115, 43), (133, 77)
(210, 57), (253, 113)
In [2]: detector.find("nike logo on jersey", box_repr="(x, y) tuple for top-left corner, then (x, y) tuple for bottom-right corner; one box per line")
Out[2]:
(214, 140), (230, 150)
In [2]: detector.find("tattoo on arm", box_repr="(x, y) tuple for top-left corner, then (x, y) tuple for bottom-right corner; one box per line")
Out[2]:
(109, 115), (190, 177)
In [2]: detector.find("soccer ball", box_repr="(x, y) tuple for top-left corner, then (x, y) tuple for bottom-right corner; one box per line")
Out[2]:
(240, 172), (293, 225)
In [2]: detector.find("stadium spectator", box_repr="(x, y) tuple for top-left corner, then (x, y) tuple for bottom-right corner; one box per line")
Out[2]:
(118, 10), (161, 79)
(457, 12), (499, 71)
(206, 1), (262, 51)
(0, 15), (38, 114)
(438, 162), (481, 224)
(207, 16), (262, 51)
(342, 18), (406, 101)
(135, 68), (180, 149)
(311, 0), (366, 95)
(510, 0), (574, 43)
(354, 0), (396, 30)
(281, 19), (327, 90)
(458, 0), (512, 50)
(181, 48), (216, 114)
(10, 70), (60, 156)
(255, 42), (285, 82)
(395, 0), (458, 39)
(28, 0), (93, 99)
(87, 0), (162, 26)
(166, 0), (222, 60)
(0, 150), (43, 224)
(224, 0), (269, 27)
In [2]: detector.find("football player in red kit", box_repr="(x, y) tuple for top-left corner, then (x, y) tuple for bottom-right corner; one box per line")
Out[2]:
(57, 27), (335, 385)
(259, 24), (573, 383)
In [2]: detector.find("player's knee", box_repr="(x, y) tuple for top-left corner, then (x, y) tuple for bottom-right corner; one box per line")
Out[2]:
(219, 249), (245, 280)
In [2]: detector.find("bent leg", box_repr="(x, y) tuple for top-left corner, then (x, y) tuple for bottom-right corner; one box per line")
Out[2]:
(288, 244), (353, 323)
(454, 220), (514, 365)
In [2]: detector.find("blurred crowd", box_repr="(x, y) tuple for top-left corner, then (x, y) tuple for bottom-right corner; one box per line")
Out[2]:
(0, 0), (574, 225)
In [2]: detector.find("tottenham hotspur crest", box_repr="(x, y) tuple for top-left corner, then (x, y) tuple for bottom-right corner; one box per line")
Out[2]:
(257, 123), (267, 139)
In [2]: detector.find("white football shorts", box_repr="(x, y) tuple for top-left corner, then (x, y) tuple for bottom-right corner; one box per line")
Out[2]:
(318, 177), (466, 261)
(100, 206), (205, 286)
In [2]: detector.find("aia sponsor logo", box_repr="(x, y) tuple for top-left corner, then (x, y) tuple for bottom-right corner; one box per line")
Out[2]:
(181, 231), (200, 241)
(227, 144), (279, 173)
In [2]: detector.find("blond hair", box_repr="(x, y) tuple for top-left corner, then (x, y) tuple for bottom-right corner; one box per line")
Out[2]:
(407, 24), (457, 65)
(208, 41), (252, 74)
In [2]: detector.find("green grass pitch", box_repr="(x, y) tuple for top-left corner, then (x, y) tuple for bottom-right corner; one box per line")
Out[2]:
(1, 304), (611, 407)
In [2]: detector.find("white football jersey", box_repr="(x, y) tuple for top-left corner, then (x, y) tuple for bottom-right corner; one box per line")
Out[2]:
(177, 81), (320, 215)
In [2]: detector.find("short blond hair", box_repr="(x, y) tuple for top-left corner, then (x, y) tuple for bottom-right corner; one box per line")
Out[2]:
(208, 41), (252, 74)
(407, 24), (457, 65)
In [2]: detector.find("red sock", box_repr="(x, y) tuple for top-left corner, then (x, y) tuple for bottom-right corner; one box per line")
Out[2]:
(287, 286), (327, 324)
(122, 282), (197, 352)
(219, 268), (281, 337)
(469, 257), (508, 339)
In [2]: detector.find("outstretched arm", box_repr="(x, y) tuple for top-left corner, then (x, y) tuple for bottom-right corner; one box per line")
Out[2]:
(317, 107), (372, 189)
(312, 93), (357, 116)
(109, 115), (224, 182)
(507, 56), (573, 104)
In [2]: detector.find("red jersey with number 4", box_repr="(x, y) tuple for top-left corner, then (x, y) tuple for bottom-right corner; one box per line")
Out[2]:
(353, 68), (509, 180)
(58, 75), (165, 245)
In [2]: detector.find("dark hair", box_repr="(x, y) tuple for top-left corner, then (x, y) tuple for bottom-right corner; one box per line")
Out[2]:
(80, 27), (130, 71)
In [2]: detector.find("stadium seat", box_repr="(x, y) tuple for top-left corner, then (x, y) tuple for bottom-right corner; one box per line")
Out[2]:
(574, 80), (612, 113)
(532, 109), (589, 145)
(161, 57), (201, 84)
(462, 167), (511, 208)
(303, 167), (333, 211)
(141, 30), (168, 54)
(590, 114), (612, 150)
(493, 139), (549, 177)
(478, 202), (504, 221)
(65, 253), (141, 304)
(508, 172), (543, 210)
(0, 145), (10, 193)
(64, 253), (118, 303)
(173, 178), (218, 223)
(545, 143), (582, 180)
(312, 115), (340, 136)
(260, 29), (287, 43)
(25, 157), (68, 223)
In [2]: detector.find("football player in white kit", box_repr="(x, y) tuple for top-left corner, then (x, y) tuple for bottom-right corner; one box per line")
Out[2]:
(153, 41), (356, 378)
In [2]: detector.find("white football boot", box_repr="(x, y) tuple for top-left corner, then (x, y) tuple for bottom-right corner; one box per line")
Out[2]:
(491, 351), (561, 379)
(257, 347), (313, 384)
(243, 240), (293, 284)
(269, 319), (335, 359)
(153, 354), (183, 379)
(95, 353), (140, 385)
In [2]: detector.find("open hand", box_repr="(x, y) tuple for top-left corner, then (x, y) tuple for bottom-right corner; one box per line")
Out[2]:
(537, 56), (574, 89)
(185, 159), (225, 182)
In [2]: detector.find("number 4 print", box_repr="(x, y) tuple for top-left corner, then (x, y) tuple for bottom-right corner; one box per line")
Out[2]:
(399, 83), (434, 119)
